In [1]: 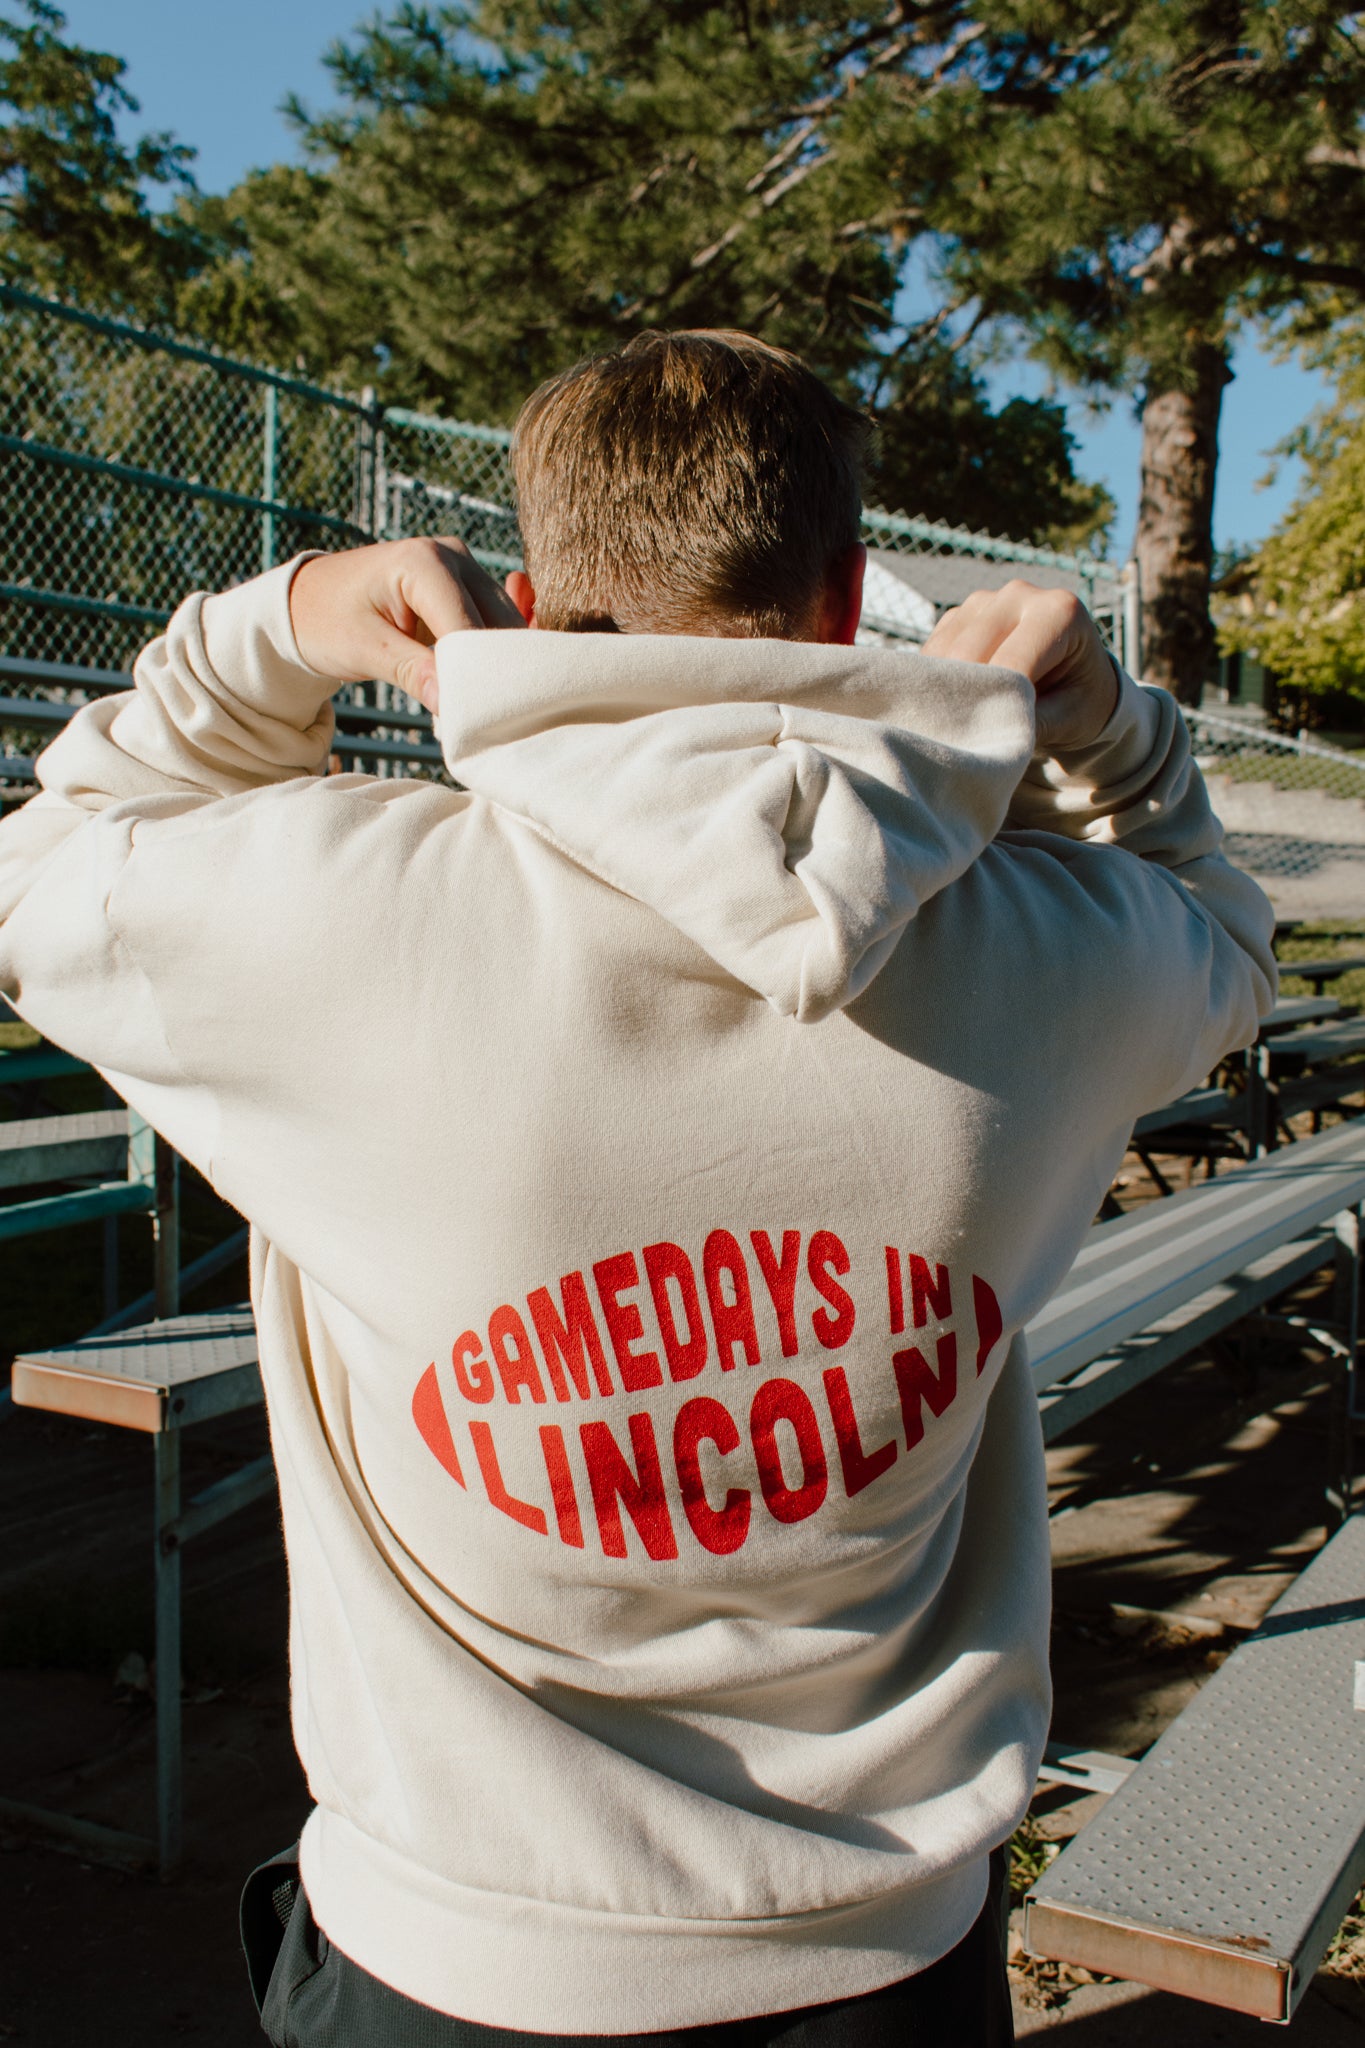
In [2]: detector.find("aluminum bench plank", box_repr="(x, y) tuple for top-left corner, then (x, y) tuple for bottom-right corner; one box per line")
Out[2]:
(0, 1108), (127, 1191)
(1024, 1511), (1365, 2022)
(11, 1308), (260, 1432)
(1036, 1230), (1336, 1443)
(1131, 1088), (1235, 1141)
(1278, 1065), (1365, 1121)
(1279, 954), (1365, 990)
(1269, 1017), (1365, 1074)
(1260, 996), (1340, 1034)
(1026, 1120), (1365, 1392)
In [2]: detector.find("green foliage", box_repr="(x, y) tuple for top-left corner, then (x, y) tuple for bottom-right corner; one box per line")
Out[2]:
(1008, 1810), (1058, 1905)
(179, 0), (1109, 542)
(869, 334), (1113, 547)
(181, 1), (897, 416)
(1277, 925), (1365, 1013)
(906, 3), (1365, 394)
(0, 0), (205, 323)
(1221, 334), (1365, 699)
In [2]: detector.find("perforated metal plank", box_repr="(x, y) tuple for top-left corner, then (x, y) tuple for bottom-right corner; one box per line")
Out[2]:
(11, 1307), (260, 1432)
(1026, 1120), (1365, 1391)
(0, 1108), (128, 1190)
(1025, 1513), (1365, 2022)
(1037, 1231), (1335, 1442)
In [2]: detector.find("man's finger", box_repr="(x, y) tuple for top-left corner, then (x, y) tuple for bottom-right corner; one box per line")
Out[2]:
(922, 591), (1022, 667)
(365, 619), (441, 709)
(408, 539), (527, 637)
(449, 547), (528, 631)
(979, 619), (1073, 686)
(396, 545), (492, 642)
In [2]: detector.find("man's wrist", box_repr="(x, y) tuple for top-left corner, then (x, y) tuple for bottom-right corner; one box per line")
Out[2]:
(199, 555), (339, 730)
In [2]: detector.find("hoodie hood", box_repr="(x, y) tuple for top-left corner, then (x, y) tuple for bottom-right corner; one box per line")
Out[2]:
(435, 632), (1035, 1023)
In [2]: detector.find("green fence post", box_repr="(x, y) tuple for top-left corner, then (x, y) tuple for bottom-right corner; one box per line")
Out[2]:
(260, 384), (278, 572)
(358, 386), (383, 539)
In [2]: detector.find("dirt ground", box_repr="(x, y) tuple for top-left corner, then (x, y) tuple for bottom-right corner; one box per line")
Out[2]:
(1, 1227), (1363, 2044)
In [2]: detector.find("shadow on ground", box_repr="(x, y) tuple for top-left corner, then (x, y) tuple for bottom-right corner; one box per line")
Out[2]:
(1013, 1973), (1365, 2043)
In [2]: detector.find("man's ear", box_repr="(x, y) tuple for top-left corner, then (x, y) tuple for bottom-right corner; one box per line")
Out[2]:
(816, 543), (866, 646)
(506, 570), (537, 627)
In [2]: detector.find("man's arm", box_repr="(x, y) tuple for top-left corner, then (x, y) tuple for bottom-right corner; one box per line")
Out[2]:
(0, 541), (523, 1159)
(923, 580), (1279, 1081)
(3, 539), (519, 842)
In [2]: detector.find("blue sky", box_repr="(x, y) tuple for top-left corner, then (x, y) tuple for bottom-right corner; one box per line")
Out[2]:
(63, 0), (1330, 559)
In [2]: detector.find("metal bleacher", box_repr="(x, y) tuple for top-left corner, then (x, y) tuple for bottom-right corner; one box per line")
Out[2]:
(1021, 1110), (1365, 2017)
(1029, 1117), (1365, 1458)
(1025, 1509), (1365, 2022)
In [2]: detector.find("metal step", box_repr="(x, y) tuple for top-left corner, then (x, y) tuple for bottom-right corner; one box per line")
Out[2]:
(11, 1306), (260, 1432)
(1270, 1017), (1365, 1074)
(1024, 1512), (1365, 2022)
(0, 1108), (127, 1191)
(1027, 1119), (1365, 1393)
(1036, 1230), (1336, 1443)
(1131, 1087), (1236, 1141)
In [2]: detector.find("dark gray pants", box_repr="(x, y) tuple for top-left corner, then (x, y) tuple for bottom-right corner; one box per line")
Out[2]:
(242, 1845), (1013, 2047)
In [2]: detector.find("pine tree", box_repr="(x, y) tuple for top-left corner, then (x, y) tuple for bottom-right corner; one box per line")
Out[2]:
(0, 0), (204, 323)
(884, 2), (1365, 698)
(182, 1), (1110, 545)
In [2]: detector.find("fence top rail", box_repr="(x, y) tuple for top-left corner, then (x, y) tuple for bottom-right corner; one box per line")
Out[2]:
(0, 283), (374, 418)
(0, 581), (170, 627)
(860, 503), (1111, 580)
(1188, 705), (1365, 771)
(0, 654), (131, 693)
(384, 406), (515, 448)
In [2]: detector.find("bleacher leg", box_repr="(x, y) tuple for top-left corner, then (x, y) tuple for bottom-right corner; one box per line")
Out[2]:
(153, 1137), (180, 1319)
(1329, 1205), (1363, 1525)
(154, 1430), (183, 1880)
(1248, 1042), (1273, 1158)
(102, 1215), (118, 1324)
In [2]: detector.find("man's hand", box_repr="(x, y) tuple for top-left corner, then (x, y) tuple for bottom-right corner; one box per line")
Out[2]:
(922, 580), (1120, 752)
(289, 537), (525, 712)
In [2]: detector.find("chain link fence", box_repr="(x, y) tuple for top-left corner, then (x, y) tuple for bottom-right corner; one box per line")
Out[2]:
(1188, 708), (1365, 896)
(0, 283), (1132, 792)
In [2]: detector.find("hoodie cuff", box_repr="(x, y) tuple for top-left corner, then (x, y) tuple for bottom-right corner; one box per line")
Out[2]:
(1007, 668), (1187, 840)
(198, 553), (333, 731)
(1049, 662), (1164, 788)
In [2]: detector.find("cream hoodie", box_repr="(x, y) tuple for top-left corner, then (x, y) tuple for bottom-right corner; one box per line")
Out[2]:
(0, 560), (1275, 2031)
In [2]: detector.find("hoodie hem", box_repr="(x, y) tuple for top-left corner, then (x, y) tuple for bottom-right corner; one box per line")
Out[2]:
(299, 1807), (988, 2034)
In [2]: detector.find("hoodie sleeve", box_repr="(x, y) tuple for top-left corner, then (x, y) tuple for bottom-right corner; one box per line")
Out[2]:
(11, 555), (334, 819)
(0, 559), (387, 1185)
(1003, 664), (1278, 1077)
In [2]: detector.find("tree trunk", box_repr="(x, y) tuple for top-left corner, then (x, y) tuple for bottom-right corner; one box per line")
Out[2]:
(1133, 341), (1229, 704)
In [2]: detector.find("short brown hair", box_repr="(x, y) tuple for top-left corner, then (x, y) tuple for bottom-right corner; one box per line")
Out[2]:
(511, 330), (868, 638)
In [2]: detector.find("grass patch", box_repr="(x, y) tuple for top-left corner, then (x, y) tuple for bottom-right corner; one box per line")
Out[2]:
(1009, 1810), (1060, 1905)
(1275, 920), (1365, 1013)
(1325, 1883), (1365, 1982)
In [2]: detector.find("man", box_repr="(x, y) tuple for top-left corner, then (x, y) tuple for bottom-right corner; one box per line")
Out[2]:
(0, 330), (1275, 2046)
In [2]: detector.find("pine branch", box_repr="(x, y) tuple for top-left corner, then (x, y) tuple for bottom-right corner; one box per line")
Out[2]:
(616, 24), (920, 322)
(1250, 247), (1365, 295)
